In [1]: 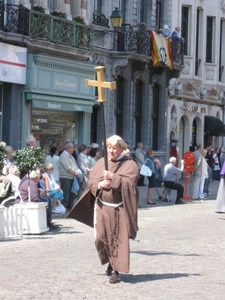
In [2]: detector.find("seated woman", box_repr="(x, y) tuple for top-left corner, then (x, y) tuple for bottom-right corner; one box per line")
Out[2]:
(40, 163), (64, 213)
(154, 159), (164, 187)
(154, 158), (171, 202)
(6, 163), (21, 198)
(15, 170), (58, 229)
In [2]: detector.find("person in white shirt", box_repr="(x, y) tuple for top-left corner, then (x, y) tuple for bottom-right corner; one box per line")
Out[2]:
(134, 142), (146, 186)
(59, 143), (80, 211)
(164, 157), (185, 204)
(44, 147), (60, 182)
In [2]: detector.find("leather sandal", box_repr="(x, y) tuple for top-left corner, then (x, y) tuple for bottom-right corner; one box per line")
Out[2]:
(109, 271), (120, 284)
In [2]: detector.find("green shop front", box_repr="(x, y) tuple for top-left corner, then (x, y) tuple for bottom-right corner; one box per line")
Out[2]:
(22, 53), (95, 153)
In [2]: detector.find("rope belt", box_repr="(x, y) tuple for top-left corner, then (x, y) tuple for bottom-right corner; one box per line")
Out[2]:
(93, 196), (123, 239)
(96, 196), (123, 208)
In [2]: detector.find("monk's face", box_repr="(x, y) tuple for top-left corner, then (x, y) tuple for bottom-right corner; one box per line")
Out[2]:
(107, 144), (123, 161)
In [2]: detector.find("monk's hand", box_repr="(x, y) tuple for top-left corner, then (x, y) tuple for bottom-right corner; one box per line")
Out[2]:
(100, 179), (111, 189)
(103, 170), (113, 180)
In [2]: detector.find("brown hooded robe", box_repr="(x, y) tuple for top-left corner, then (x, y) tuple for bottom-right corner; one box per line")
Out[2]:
(67, 156), (139, 273)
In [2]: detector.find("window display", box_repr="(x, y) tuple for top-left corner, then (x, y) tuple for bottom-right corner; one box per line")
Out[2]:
(31, 108), (77, 155)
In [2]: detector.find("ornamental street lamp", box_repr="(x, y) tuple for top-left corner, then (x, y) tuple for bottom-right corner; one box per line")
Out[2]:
(110, 7), (123, 28)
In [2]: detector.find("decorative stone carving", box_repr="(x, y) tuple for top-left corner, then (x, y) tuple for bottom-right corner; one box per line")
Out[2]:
(113, 59), (131, 80)
(206, 68), (214, 80)
(181, 61), (190, 75)
(133, 69), (149, 84)
(170, 112), (177, 131)
(181, 80), (201, 94)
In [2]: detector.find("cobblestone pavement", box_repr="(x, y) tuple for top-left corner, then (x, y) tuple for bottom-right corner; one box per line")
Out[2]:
(0, 180), (224, 300)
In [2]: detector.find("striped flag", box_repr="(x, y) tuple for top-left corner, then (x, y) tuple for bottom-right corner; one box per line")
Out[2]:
(149, 30), (173, 69)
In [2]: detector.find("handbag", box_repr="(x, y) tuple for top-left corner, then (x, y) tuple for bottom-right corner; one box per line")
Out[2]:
(140, 159), (152, 177)
(39, 188), (47, 197)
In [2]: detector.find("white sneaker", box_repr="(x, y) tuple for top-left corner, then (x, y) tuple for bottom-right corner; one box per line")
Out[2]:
(207, 193), (213, 195)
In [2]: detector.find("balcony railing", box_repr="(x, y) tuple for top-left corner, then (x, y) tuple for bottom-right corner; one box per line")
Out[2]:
(92, 13), (109, 28)
(112, 23), (151, 56)
(110, 23), (184, 66)
(0, 4), (94, 51)
(0, 4), (184, 67)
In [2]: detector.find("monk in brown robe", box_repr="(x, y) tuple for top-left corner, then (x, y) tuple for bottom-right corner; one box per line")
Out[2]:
(67, 135), (139, 283)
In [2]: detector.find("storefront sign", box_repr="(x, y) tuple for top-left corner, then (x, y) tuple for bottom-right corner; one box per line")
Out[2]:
(53, 73), (77, 94)
(0, 42), (27, 84)
(32, 99), (92, 113)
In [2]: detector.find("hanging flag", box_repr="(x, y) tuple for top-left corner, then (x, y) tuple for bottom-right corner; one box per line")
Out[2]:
(149, 30), (173, 69)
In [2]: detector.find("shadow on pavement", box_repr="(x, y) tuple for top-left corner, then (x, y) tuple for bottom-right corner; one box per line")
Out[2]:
(130, 250), (201, 257)
(121, 272), (200, 283)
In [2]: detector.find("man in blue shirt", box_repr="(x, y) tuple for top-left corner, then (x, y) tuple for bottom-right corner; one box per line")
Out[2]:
(171, 26), (185, 43)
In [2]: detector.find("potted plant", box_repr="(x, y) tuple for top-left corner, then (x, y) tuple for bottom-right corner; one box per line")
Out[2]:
(51, 9), (66, 18)
(0, 143), (7, 175)
(32, 4), (45, 13)
(12, 146), (48, 234)
(13, 146), (45, 202)
(73, 15), (85, 24)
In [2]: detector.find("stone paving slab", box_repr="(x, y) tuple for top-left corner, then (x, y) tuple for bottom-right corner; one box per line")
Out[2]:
(0, 180), (224, 299)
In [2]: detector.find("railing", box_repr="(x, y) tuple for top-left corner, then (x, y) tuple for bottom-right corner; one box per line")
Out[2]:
(0, 4), (94, 51)
(111, 23), (184, 66)
(92, 12), (109, 28)
(112, 23), (151, 56)
(170, 41), (184, 66)
(0, 4), (184, 67)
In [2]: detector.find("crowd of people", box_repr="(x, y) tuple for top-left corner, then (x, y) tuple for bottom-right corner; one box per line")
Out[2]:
(133, 141), (225, 205)
(0, 136), (101, 229)
(1, 135), (225, 284)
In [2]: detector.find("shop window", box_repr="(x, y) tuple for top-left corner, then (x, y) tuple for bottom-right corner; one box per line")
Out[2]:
(31, 108), (77, 155)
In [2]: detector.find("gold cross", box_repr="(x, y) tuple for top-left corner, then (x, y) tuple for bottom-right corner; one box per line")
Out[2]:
(86, 66), (116, 102)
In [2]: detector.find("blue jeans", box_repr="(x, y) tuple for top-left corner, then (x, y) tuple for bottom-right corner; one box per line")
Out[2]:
(41, 196), (52, 222)
(203, 167), (212, 194)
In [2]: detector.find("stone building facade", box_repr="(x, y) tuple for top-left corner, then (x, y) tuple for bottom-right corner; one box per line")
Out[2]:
(168, 0), (225, 159)
(4, 0), (221, 168)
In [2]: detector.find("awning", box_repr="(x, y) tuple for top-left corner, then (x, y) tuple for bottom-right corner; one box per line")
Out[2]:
(26, 93), (93, 113)
(204, 116), (225, 136)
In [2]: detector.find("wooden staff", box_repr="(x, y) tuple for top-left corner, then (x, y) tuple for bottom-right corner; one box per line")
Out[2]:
(86, 66), (116, 170)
